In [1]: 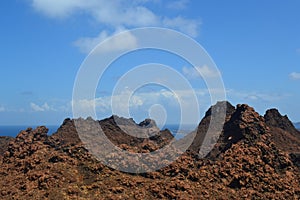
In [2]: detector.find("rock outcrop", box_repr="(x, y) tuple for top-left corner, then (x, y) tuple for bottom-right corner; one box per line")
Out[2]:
(0, 102), (299, 199)
(264, 110), (300, 151)
(265, 109), (300, 136)
(187, 102), (268, 159)
(206, 103), (268, 160)
(50, 116), (173, 151)
(264, 109), (300, 168)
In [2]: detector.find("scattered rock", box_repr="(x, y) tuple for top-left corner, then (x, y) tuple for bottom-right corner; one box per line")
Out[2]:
(0, 102), (299, 199)
(0, 136), (14, 156)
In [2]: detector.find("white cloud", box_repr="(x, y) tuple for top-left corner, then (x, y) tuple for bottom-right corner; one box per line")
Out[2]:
(30, 102), (55, 112)
(289, 72), (300, 80)
(74, 29), (138, 54)
(30, 0), (200, 52)
(182, 65), (220, 79)
(31, 0), (159, 26)
(163, 16), (199, 37)
(0, 106), (5, 112)
(245, 95), (259, 101)
(167, 0), (189, 10)
(31, 0), (86, 18)
(73, 88), (212, 125)
(227, 89), (287, 102)
(73, 89), (173, 115)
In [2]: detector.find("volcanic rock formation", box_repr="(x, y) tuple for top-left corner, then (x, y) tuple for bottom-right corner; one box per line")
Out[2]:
(264, 109), (300, 167)
(0, 102), (299, 199)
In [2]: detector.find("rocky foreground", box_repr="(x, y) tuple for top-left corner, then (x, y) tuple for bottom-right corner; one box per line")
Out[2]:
(0, 102), (299, 199)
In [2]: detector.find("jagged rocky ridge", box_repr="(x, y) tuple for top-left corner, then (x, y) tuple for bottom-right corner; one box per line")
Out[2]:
(0, 102), (299, 199)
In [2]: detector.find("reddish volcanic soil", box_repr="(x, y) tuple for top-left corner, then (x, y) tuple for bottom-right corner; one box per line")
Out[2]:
(0, 102), (299, 199)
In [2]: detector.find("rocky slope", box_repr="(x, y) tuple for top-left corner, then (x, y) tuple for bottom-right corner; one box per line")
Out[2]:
(0, 102), (299, 199)
(0, 136), (14, 157)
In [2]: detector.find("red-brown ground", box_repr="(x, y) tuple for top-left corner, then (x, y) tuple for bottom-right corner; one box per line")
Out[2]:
(0, 102), (299, 199)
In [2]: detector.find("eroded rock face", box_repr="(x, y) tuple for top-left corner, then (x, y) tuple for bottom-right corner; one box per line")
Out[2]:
(0, 102), (299, 199)
(186, 101), (236, 155)
(114, 116), (161, 138)
(187, 102), (268, 159)
(265, 109), (299, 135)
(264, 109), (300, 154)
(205, 103), (268, 160)
(50, 118), (81, 147)
(50, 116), (173, 151)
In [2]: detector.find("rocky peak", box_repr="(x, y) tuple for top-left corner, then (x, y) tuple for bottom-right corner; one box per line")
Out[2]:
(196, 103), (268, 159)
(263, 109), (300, 155)
(110, 115), (160, 138)
(204, 101), (236, 119)
(49, 116), (173, 154)
(226, 104), (266, 137)
(264, 109), (299, 135)
(111, 115), (136, 126)
(138, 118), (157, 128)
(0, 103), (300, 199)
(186, 101), (236, 154)
(50, 118), (81, 147)
(190, 102), (268, 159)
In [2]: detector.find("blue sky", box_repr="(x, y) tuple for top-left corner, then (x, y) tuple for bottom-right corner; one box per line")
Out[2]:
(0, 0), (299, 126)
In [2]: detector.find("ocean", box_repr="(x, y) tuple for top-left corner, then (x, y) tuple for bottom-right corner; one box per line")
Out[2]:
(162, 124), (197, 139)
(0, 124), (196, 139)
(0, 125), (60, 137)
(294, 122), (300, 130)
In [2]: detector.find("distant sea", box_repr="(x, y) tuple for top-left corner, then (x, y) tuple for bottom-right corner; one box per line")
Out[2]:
(294, 123), (300, 130)
(162, 124), (197, 139)
(0, 125), (60, 137)
(0, 124), (196, 139)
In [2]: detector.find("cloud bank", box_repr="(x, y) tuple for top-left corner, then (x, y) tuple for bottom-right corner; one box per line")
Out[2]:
(0, 106), (5, 112)
(290, 72), (300, 80)
(30, 0), (200, 53)
(182, 65), (221, 79)
(73, 28), (138, 54)
(30, 102), (55, 112)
